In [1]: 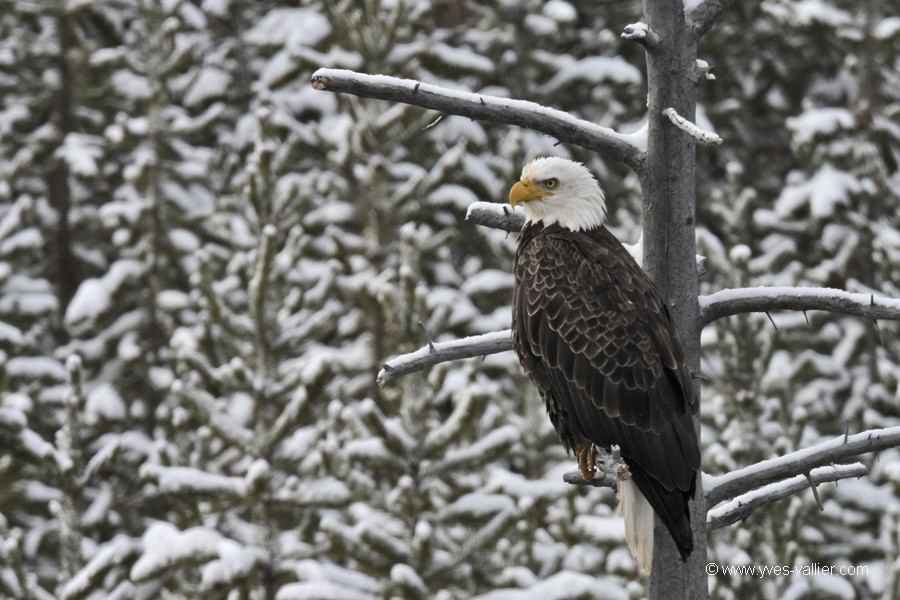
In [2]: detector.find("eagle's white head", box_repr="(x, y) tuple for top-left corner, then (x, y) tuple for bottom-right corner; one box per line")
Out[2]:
(508, 157), (607, 232)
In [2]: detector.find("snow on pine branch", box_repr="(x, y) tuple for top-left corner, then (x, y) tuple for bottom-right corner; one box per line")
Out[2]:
(311, 68), (646, 171)
(376, 330), (512, 386)
(699, 286), (900, 327)
(706, 463), (868, 532)
(704, 425), (900, 506)
(662, 107), (722, 146)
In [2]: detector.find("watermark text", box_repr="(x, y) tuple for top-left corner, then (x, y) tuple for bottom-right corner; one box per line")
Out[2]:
(706, 562), (868, 579)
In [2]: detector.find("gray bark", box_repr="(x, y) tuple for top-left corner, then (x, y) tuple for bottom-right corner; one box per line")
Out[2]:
(639, 0), (706, 596)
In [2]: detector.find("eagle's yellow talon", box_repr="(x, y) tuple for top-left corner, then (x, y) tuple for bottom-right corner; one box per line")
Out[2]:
(576, 443), (596, 481)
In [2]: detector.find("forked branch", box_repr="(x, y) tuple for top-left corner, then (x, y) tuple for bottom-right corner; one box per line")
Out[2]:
(311, 68), (646, 172)
(707, 463), (867, 531)
(705, 426), (900, 506)
(686, 0), (737, 40)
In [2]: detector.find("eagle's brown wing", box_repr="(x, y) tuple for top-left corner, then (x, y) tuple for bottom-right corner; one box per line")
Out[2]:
(512, 223), (699, 556)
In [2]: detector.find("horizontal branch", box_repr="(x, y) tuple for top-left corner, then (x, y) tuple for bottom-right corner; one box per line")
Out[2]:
(706, 463), (868, 531)
(699, 286), (900, 328)
(311, 68), (646, 172)
(377, 330), (512, 387)
(563, 469), (618, 488)
(466, 201), (524, 233)
(621, 22), (659, 48)
(686, 0), (737, 40)
(705, 426), (900, 506)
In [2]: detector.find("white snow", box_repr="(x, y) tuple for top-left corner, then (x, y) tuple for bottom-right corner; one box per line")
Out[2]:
(60, 535), (140, 599)
(486, 469), (567, 500)
(764, 0), (852, 28)
(169, 228), (200, 253)
(543, 0), (577, 24)
(6, 356), (67, 381)
(200, 539), (267, 588)
(470, 570), (627, 600)
(85, 383), (127, 424)
(875, 16), (900, 39)
(775, 164), (860, 218)
(545, 56), (642, 90)
(0, 228), (42, 255)
(245, 8), (330, 48)
(0, 288), (57, 316)
(429, 183), (480, 210)
(184, 68), (232, 107)
(786, 107), (854, 146)
(276, 581), (377, 600)
(460, 269), (514, 296)
(442, 493), (515, 519)
(65, 259), (146, 332)
(524, 14), (559, 36)
(573, 515), (626, 543)
(131, 522), (226, 581)
(390, 564), (427, 594)
(55, 133), (103, 177)
(112, 70), (151, 100)
(0, 320), (23, 346)
(139, 464), (246, 496)
(418, 42), (494, 75)
(0, 407), (27, 429)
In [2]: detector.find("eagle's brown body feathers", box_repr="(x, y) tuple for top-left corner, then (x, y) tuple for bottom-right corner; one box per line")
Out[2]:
(512, 220), (700, 559)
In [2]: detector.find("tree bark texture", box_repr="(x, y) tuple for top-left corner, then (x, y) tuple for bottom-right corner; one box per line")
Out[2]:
(640, 1), (707, 597)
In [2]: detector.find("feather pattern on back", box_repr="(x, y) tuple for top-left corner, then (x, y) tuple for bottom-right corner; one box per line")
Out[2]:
(512, 220), (700, 563)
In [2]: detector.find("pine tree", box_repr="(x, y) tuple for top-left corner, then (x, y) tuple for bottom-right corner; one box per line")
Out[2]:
(698, 1), (900, 597)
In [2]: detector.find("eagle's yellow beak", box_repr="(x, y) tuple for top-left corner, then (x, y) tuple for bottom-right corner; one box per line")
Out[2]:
(509, 179), (551, 208)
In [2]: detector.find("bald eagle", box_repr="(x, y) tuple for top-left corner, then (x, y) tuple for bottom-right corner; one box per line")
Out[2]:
(509, 157), (700, 574)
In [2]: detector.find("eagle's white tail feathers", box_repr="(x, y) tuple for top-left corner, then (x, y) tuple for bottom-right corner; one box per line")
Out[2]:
(617, 478), (654, 575)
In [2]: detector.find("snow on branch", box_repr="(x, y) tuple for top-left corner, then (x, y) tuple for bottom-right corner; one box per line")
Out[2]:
(466, 201), (524, 233)
(705, 426), (900, 507)
(706, 463), (868, 531)
(686, 0), (737, 40)
(621, 22), (659, 48)
(377, 330), (512, 387)
(311, 68), (646, 172)
(662, 107), (722, 146)
(699, 286), (900, 328)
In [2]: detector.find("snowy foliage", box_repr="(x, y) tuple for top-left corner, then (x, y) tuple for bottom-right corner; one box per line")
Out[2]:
(0, 0), (899, 599)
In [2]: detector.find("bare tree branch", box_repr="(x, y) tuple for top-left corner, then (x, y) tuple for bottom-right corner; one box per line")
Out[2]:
(377, 330), (512, 387)
(699, 286), (900, 328)
(621, 22), (659, 48)
(466, 202), (523, 233)
(705, 426), (900, 506)
(686, 0), (737, 40)
(310, 68), (646, 172)
(707, 463), (868, 531)
(564, 458), (869, 531)
(563, 470), (619, 489)
(662, 107), (722, 146)
(378, 285), (899, 387)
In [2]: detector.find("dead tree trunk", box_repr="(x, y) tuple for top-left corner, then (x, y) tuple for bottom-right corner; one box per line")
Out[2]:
(640, 1), (706, 597)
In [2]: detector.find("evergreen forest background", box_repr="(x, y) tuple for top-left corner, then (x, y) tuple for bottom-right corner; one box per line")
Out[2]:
(1, 0), (899, 598)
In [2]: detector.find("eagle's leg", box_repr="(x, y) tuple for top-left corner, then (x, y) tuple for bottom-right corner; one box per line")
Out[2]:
(576, 443), (596, 481)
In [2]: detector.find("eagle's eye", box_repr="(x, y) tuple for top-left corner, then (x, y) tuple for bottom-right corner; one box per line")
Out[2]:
(544, 178), (559, 189)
